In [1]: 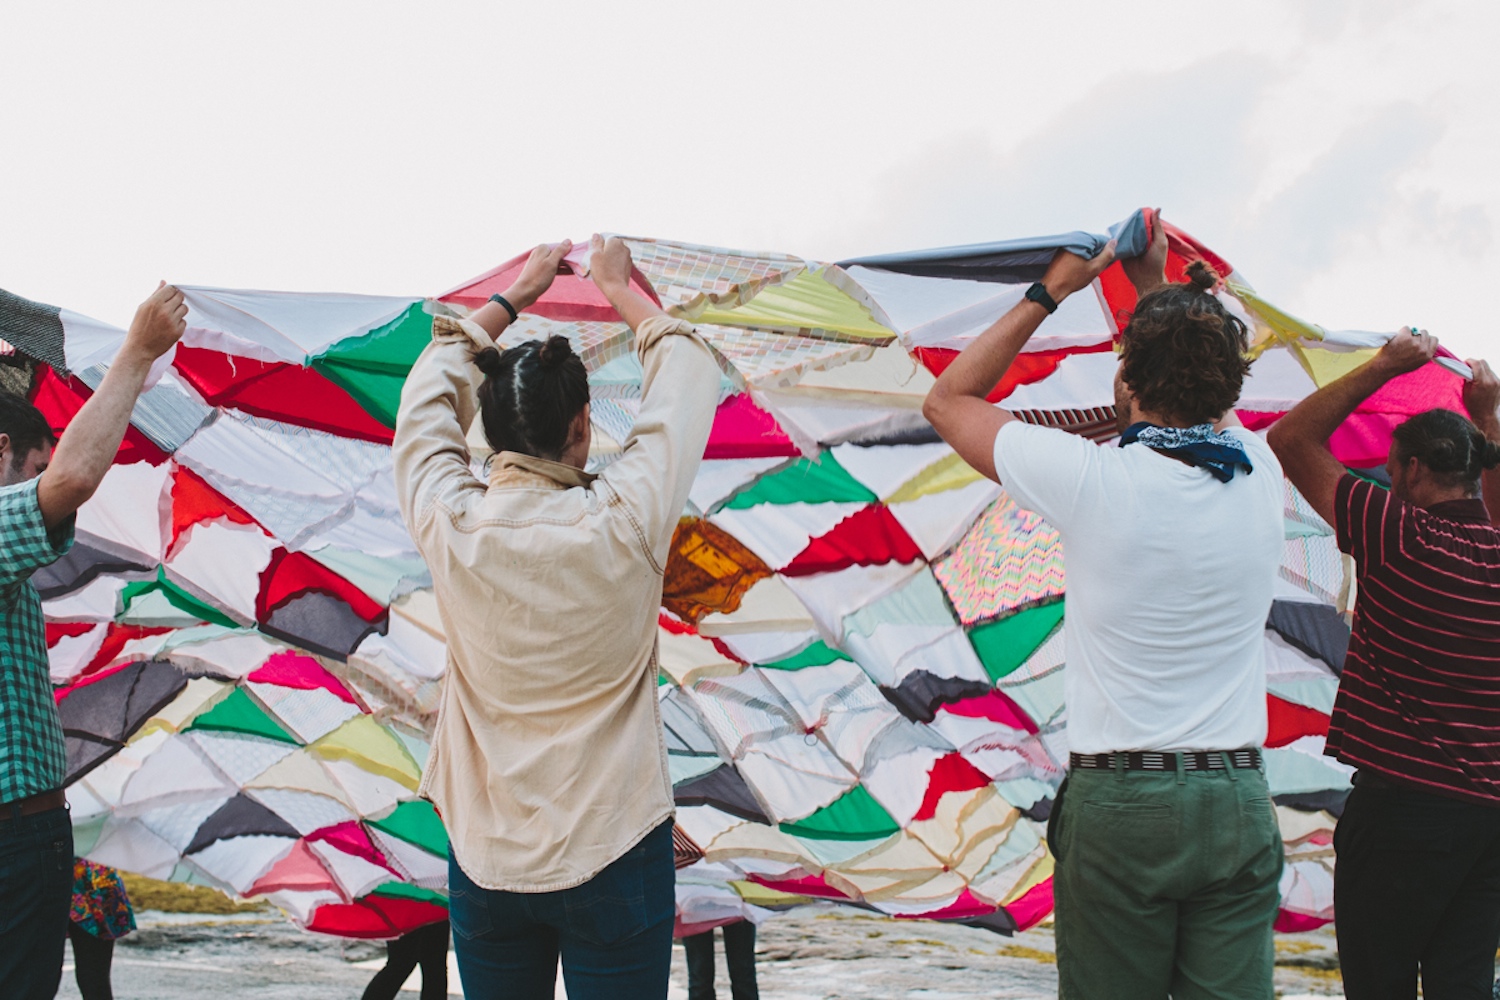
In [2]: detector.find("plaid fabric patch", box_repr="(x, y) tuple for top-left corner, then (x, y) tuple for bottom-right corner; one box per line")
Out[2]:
(0, 478), (74, 804)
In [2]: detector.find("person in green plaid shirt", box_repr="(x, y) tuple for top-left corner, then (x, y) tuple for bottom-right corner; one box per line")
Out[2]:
(0, 282), (186, 1000)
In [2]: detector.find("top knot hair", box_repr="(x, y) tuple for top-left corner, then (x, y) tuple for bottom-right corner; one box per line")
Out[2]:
(470, 336), (590, 461)
(536, 335), (576, 371)
(1183, 259), (1219, 293)
(1393, 408), (1500, 494)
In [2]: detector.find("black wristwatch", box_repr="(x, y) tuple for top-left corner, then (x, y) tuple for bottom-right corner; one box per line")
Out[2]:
(1024, 282), (1059, 314)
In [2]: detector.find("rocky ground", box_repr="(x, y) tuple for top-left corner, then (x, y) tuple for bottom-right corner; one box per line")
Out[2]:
(55, 906), (1345, 998)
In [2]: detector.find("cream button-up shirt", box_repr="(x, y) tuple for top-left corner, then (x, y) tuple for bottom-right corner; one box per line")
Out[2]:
(393, 311), (720, 891)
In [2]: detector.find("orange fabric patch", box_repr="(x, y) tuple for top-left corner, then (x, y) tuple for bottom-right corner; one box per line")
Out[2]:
(661, 519), (771, 625)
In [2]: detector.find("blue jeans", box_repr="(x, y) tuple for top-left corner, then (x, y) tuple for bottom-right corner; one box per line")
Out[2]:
(449, 821), (675, 1000)
(0, 806), (74, 1000)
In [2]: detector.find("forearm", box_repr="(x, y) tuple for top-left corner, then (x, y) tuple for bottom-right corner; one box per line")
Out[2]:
(38, 351), (153, 524)
(929, 300), (1051, 406)
(598, 280), (665, 333)
(1274, 360), (1393, 449)
(467, 280), (552, 343)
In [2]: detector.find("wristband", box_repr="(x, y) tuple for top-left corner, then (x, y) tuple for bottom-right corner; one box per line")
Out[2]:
(488, 293), (519, 323)
(1024, 282), (1059, 315)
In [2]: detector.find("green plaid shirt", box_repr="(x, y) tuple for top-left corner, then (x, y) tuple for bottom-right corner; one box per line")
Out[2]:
(0, 478), (73, 804)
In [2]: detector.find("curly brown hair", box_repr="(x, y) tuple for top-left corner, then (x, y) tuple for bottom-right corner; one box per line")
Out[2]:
(1118, 261), (1251, 426)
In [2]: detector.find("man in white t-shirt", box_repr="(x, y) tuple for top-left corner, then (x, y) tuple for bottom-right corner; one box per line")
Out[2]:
(923, 220), (1285, 1000)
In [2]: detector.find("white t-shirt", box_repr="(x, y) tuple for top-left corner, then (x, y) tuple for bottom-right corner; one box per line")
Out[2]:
(992, 421), (1284, 753)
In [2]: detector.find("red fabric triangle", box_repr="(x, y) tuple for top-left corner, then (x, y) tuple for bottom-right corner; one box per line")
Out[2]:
(1266, 694), (1330, 748)
(249, 651), (357, 705)
(170, 465), (257, 550)
(781, 505), (923, 577)
(172, 346), (394, 444)
(912, 753), (994, 822)
(29, 367), (168, 465)
(913, 343), (1114, 405)
(46, 621), (97, 646)
(257, 549), (385, 624)
(305, 895), (448, 938)
(705, 394), (800, 460)
(438, 248), (660, 321)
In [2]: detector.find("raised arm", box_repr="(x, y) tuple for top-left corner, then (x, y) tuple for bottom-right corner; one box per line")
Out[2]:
(1267, 331), (1436, 525)
(590, 235), (720, 566)
(923, 245), (1117, 481)
(393, 241), (571, 526)
(1463, 358), (1500, 526)
(37, 282), (185, 529)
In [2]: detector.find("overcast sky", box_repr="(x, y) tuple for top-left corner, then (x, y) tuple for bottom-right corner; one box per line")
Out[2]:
(3, 0), (1497, 358)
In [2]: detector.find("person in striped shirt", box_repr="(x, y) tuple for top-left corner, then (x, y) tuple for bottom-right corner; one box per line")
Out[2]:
(1269, 334), (1500, 999)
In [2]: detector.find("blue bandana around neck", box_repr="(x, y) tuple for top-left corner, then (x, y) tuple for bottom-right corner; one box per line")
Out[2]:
(1119, 422), (1254, 483)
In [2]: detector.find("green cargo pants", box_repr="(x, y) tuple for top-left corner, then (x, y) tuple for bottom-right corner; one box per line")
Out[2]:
(1050, 762), (1283, 1000)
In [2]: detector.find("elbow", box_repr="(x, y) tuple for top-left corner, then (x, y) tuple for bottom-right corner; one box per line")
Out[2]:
(1265, 420), (1292, 462)
(922, 392), (950, 439)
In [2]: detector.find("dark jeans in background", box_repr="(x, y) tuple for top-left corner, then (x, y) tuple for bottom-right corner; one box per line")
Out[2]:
(449, 820), (675, 1000)
(67, 922), (116, 1000)
(0, 805), (73, 1000)
(1335, 770), (1500, 999)
(362, 919), (450, 1000)
(684, 919), (758, 1000)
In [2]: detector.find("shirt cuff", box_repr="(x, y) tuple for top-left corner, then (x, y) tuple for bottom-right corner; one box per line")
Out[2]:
(634, 315), (701, 354)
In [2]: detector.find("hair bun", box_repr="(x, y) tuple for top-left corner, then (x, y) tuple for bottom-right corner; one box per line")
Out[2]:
(472, 346), (505, 378)
(1184, 259), (1219, 292)
(537, 335), (575, 371)
(1480, 436), (1500, 472)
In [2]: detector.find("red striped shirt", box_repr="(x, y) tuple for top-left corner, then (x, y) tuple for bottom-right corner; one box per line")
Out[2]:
(1329, 476), (1500, 804)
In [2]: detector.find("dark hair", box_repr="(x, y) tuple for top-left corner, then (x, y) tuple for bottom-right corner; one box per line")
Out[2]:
(471, 335), (590, 460)
(0, 391), (56, 471)
(1119, 260), (1252, 426)
(1391, 408), (1500, 494)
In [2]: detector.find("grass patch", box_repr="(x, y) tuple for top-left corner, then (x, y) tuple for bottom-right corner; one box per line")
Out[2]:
(121, 873), (268, 914)
(1275, 940), (1323, 954)
(995, 945), (1057, 965)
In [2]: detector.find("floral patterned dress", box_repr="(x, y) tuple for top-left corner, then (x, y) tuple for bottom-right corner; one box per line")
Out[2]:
(70, 859), (136, 940)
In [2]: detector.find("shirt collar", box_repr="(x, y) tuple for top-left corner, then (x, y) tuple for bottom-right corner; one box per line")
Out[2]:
(490, 451), (597, 490)
(1424, 497), (1493, 525)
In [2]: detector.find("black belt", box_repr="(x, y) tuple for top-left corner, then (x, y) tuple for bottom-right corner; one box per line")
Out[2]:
(0, 788), (66, 821)
(1070, 749), (1263, 772)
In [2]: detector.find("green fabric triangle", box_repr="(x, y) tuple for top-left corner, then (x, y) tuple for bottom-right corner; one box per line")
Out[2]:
(311, 303), (432, 428)
(185, 687), (298, 744)
(779, 785), (899, 842)
(723, 452), (875, 510)
(759, 639), (853, 671)
(968, 601), (1065, 684)
(367, 800), (448, 856)
(697, 268), (893, 342)
(119, 571), (239, 629)
(368, 881), (448, 905)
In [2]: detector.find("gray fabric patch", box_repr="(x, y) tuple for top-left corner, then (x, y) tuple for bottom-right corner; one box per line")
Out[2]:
(0, 287), (68, 374)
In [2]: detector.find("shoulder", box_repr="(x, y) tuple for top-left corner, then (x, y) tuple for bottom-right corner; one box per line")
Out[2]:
(0, 479), (43, 526)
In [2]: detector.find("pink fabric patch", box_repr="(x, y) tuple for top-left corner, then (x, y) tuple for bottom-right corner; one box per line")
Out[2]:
(249, 840), (339, 896)
(249, 651), (357, 704)
(705, 395), (800, 460)
(894, 888), (995, 921)
(1004, 876), (1054, 931)
(1274, 909), (1332, 933)
(307, 822), (394, 872)
(747, 872), (851, 900)
(940, 690), (1038, 735)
